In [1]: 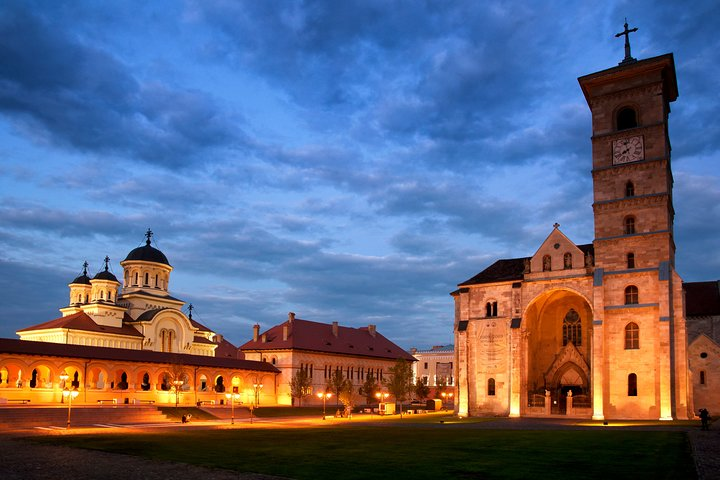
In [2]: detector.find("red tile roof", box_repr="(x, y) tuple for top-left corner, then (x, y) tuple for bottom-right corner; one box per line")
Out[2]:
(685, 281), (720, 317)
(239, 318), (415, 361)
(0, 338), (278, 372)
(16, 311), (144, 337)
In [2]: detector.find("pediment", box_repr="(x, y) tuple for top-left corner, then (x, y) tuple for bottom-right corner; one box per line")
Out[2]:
(529, 226), (585, 274)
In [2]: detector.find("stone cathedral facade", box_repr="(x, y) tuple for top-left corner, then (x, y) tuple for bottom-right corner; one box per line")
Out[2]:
(453, 51), (694, 420)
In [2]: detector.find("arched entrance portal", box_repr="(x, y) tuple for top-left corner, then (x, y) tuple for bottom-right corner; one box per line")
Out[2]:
(523, 288), (593, 416)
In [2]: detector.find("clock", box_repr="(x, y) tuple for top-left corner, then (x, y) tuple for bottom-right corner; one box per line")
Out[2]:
(612, 135), (644, 165)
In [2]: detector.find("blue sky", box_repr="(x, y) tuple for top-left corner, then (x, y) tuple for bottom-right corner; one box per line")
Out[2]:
(1, 1), (718, 350)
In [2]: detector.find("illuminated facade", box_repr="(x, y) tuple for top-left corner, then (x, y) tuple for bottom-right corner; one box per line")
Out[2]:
(453, 53), (695, 420)
(0, 231), (279, 406)
(410, 345), (455, 398)
(685, 281), (720, 414)
(240, 313), (415, 406)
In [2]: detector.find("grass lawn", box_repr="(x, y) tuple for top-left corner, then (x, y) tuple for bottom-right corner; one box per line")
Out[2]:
(31, 423), (695, 480)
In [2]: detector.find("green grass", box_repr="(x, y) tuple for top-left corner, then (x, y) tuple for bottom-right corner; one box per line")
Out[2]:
(30, 425), (695, 479)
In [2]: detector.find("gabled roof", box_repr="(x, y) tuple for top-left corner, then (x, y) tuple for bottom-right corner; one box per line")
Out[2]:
(240, 318), (415, 361)
(0, 338), (277, 372)
(459, 244), (594, 287)
(16, 311), (144, 337)
(685, 281), (720, 317)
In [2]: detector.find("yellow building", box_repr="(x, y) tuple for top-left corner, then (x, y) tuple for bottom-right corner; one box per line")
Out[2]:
(453, 52), (694, 420)
(0, 230), (278, 406)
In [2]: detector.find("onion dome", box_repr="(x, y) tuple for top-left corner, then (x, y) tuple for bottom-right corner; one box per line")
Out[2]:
(124, 228), (170, 266)
(71, 261), (91, 285)
(93, 256), (119, 282)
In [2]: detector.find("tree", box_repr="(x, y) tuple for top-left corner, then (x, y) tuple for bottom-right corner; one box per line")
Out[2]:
(289, 368), (312, 406)
(327, 369), (346, 409)
(384, 359), (413, 418)
(361, 373), (378, 404)
(414, 376), (430, 402)
(338, 378), (356, 417)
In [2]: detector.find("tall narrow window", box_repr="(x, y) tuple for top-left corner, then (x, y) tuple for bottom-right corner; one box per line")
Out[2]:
(492, 302), (498, 317)
(628, 373), (638, 396)
(562, 309), (582, 346)
(627, 253), (635, 269)
(134, 272), (139, 285)
(625, 322), (639, 349)
(699, 371), (706, 385)
(625, 286), (639, 305)
(488, 378), (496, 396)
(617, 107), (637, 130)
(563, 252), (573, 269)
(542, 255), (552, 271)
(155, 274), (159, 287)
(485, 302), (492, 317)
(624, 216), (636, 234)
(625, 181), (635, 197)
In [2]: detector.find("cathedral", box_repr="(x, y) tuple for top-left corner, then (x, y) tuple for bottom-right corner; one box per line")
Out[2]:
(453, 41), (698, 420)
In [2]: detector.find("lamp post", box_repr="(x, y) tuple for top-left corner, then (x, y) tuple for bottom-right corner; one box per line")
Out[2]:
(441, 392), (447, 410)
(225, 392), (240, 424)
(62, 387), (79, 429)
(317, 391), (332, 419)
(448, 392), (454, 410)
(252, 381), (263, 407)
(59, 372), (69, 404)
(375, 391), (389, 414)
(172, 379), (184, 407)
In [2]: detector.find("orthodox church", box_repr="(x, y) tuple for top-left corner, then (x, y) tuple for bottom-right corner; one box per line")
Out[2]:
(453, 34), (702, 420)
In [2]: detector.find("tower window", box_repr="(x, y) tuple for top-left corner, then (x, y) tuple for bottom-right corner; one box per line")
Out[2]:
(625, 181), (635, 197)
(488, 378), (496, 396)
(628, 373), (638, 396)
(627, 253), (635, 269)
(623, 216), (636, 235)
(563, 252), (573, 269)
(485, 301), (498, 317)
(134, 272), (139, 285)
(562, 309), (581, 346)
(625, 322), (639, 349)
(144, 273), (149, 286)
(617, 107), (638, 130)
(625, 286), (639, 305)
(699, 371), (706, 385)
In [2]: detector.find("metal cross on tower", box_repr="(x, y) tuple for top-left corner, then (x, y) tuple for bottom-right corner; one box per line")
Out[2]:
(615, 19), (638, 65)
(145, 228), (153, 245)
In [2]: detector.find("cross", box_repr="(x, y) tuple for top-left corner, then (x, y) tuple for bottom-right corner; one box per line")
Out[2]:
(82, 261), (88, 275)
(103, 255), (110, 271)
(615, 19), (638, 65)
(553, 223), (560, 229)
(188, 304), (194, 319)
(145, 228), (153, 245)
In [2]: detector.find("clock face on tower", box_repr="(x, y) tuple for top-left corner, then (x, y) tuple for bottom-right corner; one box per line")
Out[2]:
(612, 135), (644, 165)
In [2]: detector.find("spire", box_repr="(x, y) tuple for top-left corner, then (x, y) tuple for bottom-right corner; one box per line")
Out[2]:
(103, 256), (110, 271)
(145, 228), (153, 246)
(82, 261), (88, 276)
(188, 303), (193, 320)
(615, 19), (638, 65)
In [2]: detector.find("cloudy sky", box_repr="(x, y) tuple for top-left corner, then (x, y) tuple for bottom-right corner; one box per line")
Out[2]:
(1, 1), (718, 350)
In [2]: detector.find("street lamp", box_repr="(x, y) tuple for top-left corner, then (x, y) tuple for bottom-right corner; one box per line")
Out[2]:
(59, 372), (69, 404)
(375, 391), (389, 414)
(441, 392), (447, 410)
(448, 392), (454, 410)
(172, 379), (184, 407)
(252, 381), (263, 407)
(317, 391), (332, 419)
(62, 387), (79, 429)
(225, 392), (241, 424)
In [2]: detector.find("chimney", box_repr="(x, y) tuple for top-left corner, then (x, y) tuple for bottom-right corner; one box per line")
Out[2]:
(288, 311), (295, 323)
(368, 324), (376, 337)
(261, 333), (267, 343)
(332, 321), (339, 337)
(253, 324), (260, 342)
(283, 324), (288, 341)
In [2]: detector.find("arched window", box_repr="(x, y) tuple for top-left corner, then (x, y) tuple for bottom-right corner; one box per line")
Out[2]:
(562, 309), (582, 346)
(628, 373), (638, 396)
(155, 274), (159, 287)
(542, 255), (552, 272)
(627, 253), (635, 269)
(625, 286), (639, 305)
(144, 272), (149, 285)
(563, 252), (573, 269)
(488, 378), (496, 396)
(485, 302), (498, 317)
(141, 372), (150, 391)
(625, 181), (635, 197)
(134, 272), (139, 285)
(215, 376), (225, 393)
(625, 322), (639, 349)
(623, 216), (636, 234)
(699, 370), (706, 385)
(617, 107), (637, 130)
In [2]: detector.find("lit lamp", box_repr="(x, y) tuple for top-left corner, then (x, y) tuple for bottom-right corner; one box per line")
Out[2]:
(225, 392), (241, 424)
(441, 392), (447, 410)
(62, 387), (79, 429)
(172, 379), (184, 407)
(317, 391), (332, 419)
(448, 392), (454, 409)
(59, 372), (69, 404)
(375, 391), (389, 414)
(252, 381), (263, 407)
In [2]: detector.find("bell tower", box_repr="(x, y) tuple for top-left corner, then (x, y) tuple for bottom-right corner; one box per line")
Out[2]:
(578, 26), (691, 420)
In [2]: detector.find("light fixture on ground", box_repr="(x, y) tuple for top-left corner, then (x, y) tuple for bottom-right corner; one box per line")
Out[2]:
(62, 387), (79, 429)
(225, 391), (241, 424)
(317, 391), (332, 419)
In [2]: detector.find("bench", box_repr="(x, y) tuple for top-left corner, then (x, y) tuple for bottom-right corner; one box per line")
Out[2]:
(196, 400), (215, 406)
(134, 399), (155, 405)
(97, 399), (117, 405)
(7, 399), (31, 404)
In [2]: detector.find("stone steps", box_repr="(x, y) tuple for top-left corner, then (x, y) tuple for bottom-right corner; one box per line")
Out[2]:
(0, 406), (170, 428)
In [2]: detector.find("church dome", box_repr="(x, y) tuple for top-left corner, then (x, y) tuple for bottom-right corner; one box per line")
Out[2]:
(71, 262), (91, 285)
(93, 269), (118, 282)
(124, 229), (170, 266)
